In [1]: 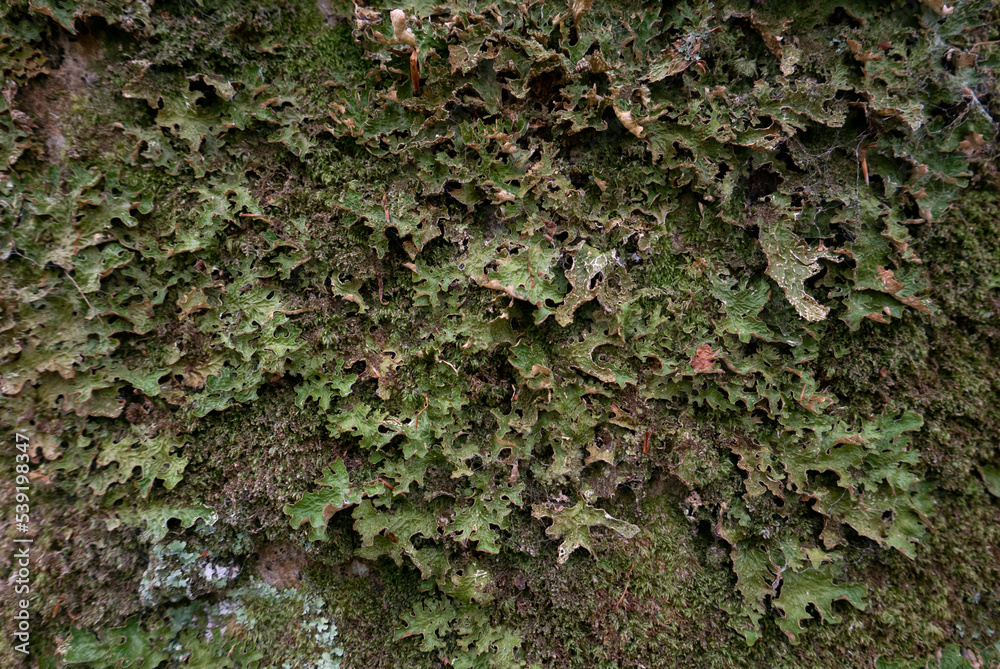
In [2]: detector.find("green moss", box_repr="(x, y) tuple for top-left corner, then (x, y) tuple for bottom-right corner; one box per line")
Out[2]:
(2, 0), (1000, 667)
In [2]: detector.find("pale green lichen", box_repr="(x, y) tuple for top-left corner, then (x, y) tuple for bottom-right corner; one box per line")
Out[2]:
(1, 0), (999, 666)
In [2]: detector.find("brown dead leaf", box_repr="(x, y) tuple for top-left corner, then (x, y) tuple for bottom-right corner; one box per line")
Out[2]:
(952, 50), (978, 68)
(848, 39), (883, 63)
(958, 132), (986, 157)
(690, 344), (718, 372)
(409, 49), (421, 96)
(257, 543), (307, 589)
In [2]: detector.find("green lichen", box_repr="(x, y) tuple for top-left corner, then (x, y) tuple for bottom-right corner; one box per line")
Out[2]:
(1, 0), (999, 667)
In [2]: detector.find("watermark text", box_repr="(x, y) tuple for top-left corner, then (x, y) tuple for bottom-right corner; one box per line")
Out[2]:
(11, 431), (32, 655)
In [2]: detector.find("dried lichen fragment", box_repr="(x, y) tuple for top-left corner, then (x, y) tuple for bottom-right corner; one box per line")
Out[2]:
(571, 0), (594, 26)
(613, 104), (645, 139)
(389, 9), (418, 49)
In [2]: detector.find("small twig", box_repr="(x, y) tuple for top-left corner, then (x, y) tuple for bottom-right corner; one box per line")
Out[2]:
(377, 271), (388, 305)
(858, 140), (877, 187)
(436, 356), (459, 376)
(62, 269), (104, 324)
(412, 393), (430, 429)
(614, 561), (635, 610)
